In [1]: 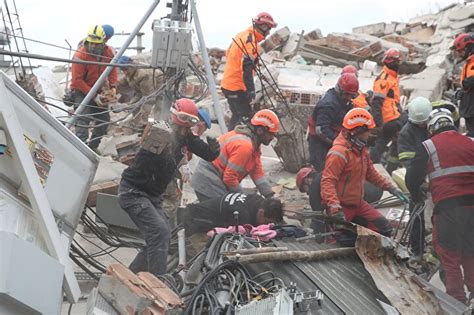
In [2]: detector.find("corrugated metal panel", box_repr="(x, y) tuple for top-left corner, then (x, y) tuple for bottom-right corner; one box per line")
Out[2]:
(274, 239), (388, 315)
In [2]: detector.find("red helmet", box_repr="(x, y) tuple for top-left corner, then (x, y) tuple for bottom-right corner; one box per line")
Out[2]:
(296, 167), (314, 192)
(452, 33), (474, 51)
(343, 108), (376, 130)
(341, 65), (358, 76)
(253, 12), (277, 28)
(382, 48), (401, 64)
(337, 73), (359, 94)
(171, 98), (199, 127)
(251, 109), (280, 133)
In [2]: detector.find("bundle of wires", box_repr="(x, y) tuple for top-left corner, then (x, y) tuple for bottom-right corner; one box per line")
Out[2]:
(184, 260), (284, 315)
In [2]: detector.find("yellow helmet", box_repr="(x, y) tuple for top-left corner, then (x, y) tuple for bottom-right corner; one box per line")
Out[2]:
(86, 25), (106, 44)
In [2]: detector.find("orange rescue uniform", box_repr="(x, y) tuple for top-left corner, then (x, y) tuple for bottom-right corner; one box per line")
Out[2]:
(372, 66), (400, 125)
(221, 26), (264, 92)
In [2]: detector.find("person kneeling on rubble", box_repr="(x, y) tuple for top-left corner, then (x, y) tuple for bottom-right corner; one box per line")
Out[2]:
(190, 109), (279, 202)
(321, 108), (408, 237)
(116, 55), (164, 134)
(118, 98), (220, 277)
(184, 193), (283, 249)
(406, 108), (474, 304)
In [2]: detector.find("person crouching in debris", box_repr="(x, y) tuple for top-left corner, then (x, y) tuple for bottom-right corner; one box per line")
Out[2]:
(321, 108), (408, 237)
(307, 73), (359, 171)
(118, 98), (220, 277)
(70, 25), (117, 151)
(406, 109), (474, 304)
(116, 55), (164, 134)
(221, 12), (277, 129)
(190, 109), (279, 202)
(296, 166), (383, 213)
(184, 193), (283, 252)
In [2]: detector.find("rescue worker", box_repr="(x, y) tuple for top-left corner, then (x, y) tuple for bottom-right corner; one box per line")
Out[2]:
(221, 12), (277, 129)
(405, 108), (474, 304)
(116, 55), (164, 133)
(341, 65), (372, 111)
(296, 166), (383, 213)
(370, 48), (404, 173)
(452, 33), (474, 136)
(398, 97), (432, 167)
(321, 108), (407, 236)
(191, 109), (279, 202)
(184, 193), (283, 236)
(77, 24), (114, 48)
(431, 100), (460, 128)
(118, 98), (220, 277)
(102, 24), (114, 43)
(397, 96), (432, 259)
(70, 25), (117, 151)
(307, 73), (359, 171)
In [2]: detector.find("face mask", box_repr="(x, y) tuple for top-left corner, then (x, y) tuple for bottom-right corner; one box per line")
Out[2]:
(86, 44), (104, 58)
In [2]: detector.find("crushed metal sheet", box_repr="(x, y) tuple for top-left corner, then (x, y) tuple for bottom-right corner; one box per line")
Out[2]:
(273, 239), (389, 314)
(355, 226), (442, 314)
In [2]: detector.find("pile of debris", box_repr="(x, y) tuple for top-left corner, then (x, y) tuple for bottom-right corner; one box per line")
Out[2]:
(194, 2), (474, 172)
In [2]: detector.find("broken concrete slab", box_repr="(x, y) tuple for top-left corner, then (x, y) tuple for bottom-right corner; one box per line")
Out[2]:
(93, 156), (128, 185)
(281, 32), (305, 58)
(303, 28), (323, 41)
(261, 27), (291, 52)
(400, 65), (447, 101)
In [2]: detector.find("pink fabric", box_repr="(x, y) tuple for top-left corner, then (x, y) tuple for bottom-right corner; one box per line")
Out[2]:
(206, 224), (277, 241)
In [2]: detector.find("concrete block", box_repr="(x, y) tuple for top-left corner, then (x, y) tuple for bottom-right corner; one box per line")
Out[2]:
(261, 26), (291, 52)
(281, 33), (304, 58)
(304, 28), (323, 41)
(352, 22), (386, 36)
(447, 4), (474, 21)
(93, 156), (128, 185)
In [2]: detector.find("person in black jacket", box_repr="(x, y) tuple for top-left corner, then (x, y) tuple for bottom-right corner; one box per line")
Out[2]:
(308, 73), (358, 171)
(184, 193), (283, 236)
(397, 97), (431, 259)
(118, 98), (219, 277)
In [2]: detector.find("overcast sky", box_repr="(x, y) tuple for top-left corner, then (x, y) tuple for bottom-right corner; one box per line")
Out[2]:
(3, 0), (461, 66)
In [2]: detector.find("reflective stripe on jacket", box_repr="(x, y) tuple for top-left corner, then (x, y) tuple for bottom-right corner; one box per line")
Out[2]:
(70, 45), (117, 95)
(212, 126), (272, 196)
(422, 131), (474, 204)
(373, 66), (401, 124)
(221, 26), (264, 92)
(397, 121), (429, 167)
(321, 132), (392, 207)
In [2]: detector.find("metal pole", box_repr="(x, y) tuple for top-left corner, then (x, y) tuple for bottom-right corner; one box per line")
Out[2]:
(66, 0), (160, 128)
(64, 40), (72, 93)
(190, 0), (227, 133)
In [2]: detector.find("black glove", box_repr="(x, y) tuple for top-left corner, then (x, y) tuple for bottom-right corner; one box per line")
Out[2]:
(206, 136), (220, 154)
(388, 186), (409, 203)
(454, 88), (464, 101)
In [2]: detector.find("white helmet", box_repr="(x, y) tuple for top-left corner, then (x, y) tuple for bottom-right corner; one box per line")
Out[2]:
(427, 108), (454, 134)
(407, 97), (432, 124)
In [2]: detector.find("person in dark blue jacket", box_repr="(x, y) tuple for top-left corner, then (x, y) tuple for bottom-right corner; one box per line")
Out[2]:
(307, 73), (359, 171)
(118, 98), (219, 277)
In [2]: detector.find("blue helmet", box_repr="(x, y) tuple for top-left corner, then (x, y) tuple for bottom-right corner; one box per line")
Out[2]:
(198, 108), (212, 129)
(117, 55), (132, 65)
(102, 24), (114, 40)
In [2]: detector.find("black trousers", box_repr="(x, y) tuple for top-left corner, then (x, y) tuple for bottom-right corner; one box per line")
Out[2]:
(222, 88), (252, 130)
